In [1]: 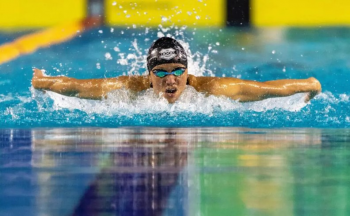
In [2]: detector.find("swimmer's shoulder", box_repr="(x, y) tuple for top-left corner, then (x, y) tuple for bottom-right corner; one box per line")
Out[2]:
(125, 75), (150, 92)
(188, 74), (219, 92)
(101, 75), (149, 92)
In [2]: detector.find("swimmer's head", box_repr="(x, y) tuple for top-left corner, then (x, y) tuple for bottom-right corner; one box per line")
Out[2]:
(147, 37), (188, 72)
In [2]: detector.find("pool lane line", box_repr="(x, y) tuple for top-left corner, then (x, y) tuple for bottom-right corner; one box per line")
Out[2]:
(0, 17), (102, 65)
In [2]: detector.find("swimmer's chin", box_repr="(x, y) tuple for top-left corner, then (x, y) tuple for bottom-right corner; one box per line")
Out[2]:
(166, 98), (177, 103)
(159, 93), (179, 103)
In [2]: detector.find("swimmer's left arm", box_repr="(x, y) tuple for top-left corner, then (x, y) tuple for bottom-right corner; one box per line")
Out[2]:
(31, 69), (115, 99)
(189, 75), (321, 102)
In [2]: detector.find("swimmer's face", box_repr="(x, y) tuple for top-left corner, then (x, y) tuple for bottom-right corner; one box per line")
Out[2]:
(149, 63), (188, 103)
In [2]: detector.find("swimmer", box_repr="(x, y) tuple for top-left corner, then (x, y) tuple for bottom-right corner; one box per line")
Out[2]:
(32, 37), (321, 103)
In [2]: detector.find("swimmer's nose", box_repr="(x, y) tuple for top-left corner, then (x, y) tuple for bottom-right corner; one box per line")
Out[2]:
(165, 75), (176, 86)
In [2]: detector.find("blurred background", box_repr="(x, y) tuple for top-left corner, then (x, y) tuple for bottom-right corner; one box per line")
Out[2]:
(1, 0), (350, 29)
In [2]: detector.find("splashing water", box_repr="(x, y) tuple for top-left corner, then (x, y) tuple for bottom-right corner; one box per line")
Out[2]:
(36, 86), (307, 116)
(0, 86), (347, 128)
(0, 27), (349, 128)
(115, 24), (213, 76)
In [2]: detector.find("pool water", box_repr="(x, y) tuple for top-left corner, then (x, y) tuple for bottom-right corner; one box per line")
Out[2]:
(1, 26), (350, 215)
(1, 128), (350, 216)
(0, 26), (350, 128)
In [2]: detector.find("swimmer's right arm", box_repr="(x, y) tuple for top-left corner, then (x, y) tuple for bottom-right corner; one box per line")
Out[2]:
(31, 69), (150, 99)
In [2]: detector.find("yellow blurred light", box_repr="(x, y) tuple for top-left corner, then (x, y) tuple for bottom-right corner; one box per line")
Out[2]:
(0, 0), (86, 28)
(252, 0), (350, 26)
(105, 0), (225, 27)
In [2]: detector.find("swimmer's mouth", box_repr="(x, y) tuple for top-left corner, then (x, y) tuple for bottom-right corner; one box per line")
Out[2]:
(165, 88), (177, 94)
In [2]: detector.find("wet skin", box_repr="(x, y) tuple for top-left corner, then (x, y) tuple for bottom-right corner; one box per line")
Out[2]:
(32, 66), (321, 103)
(149, 63), (188, 103)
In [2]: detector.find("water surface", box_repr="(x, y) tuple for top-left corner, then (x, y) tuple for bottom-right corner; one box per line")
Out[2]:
(1, 127), (350, 216)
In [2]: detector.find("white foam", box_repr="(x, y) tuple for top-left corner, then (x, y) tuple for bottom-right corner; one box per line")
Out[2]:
(37, 86), (309, 116)
(0, 94), (13, 102)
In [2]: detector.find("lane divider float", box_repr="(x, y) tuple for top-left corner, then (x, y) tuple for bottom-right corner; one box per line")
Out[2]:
(0, 17), (101, 65)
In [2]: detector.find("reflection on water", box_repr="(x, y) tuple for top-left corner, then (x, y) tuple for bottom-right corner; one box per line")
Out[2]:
(71, 130), (190, 216)
(1, 128), (350, 215)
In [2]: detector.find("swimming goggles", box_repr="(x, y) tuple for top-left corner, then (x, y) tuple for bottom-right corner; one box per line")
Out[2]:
(152, 67), (186, 78)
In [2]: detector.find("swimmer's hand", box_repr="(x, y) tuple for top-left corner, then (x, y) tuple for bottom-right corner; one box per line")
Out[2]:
(304, 77), (321, 103)
(32, 68), (47, 91)
(31, 68), (73, 94)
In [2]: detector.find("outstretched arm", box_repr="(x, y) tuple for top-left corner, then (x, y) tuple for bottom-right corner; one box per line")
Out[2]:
(31, 69), (149, 99)
(188, 75), (321, 102)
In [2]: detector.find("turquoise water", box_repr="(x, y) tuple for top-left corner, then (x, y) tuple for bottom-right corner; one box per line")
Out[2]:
(0, 27), (350, 128)
(1, 128), (350, 216)
(1, 27), (350, 215)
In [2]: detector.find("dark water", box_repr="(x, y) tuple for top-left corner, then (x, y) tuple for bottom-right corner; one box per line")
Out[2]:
(1, 127), (350, 216)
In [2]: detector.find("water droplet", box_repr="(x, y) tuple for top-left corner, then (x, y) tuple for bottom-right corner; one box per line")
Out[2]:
(195, 15), (200, 20)
(98, 30), (103, 34)
(272, 50), (275, 54)
(161, 16), (168, 22)
(105, 52), (112, 60)
(110, 28), (114, 33)
(112, 2), (117, 5)
(187, 11), (192, 16)
(216, 42), (220, 46)
(242, 47), (245, 50)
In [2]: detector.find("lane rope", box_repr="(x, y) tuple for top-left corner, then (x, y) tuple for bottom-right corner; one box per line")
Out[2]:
(0, 17), (101, 65)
